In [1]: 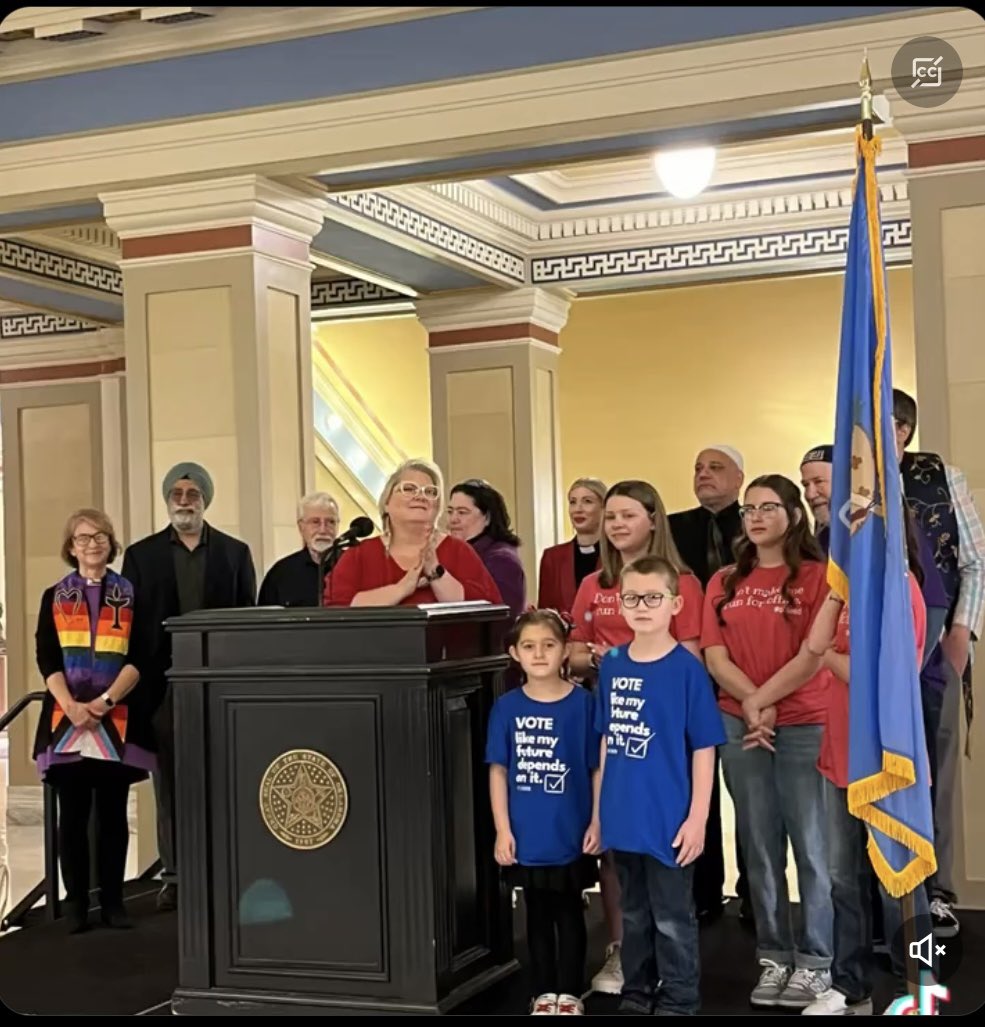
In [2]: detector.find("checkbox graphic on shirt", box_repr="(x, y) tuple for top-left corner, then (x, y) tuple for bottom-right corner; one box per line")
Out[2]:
(544, 770), (569, 794)
(625, 735), (652, 759)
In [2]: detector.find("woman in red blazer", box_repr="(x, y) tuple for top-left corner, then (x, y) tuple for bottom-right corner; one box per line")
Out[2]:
(537, 477), (607, 616)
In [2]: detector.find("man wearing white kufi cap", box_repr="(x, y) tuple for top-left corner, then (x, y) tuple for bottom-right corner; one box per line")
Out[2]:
(669, 444), (747, 926)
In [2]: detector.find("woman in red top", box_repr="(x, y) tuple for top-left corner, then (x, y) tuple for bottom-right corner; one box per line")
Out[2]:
(537, 477), (607, 617)
(567, 479), (705, 997)
(802, 526), (929, 1016)
(701, 474), (830, 1010)
(324, 458), (501, 608)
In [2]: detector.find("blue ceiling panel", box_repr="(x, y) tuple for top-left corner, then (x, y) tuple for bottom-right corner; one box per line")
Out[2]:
(313, 222), (488, 293)
(0, 274), (123, 323)
(0, 7), (922, 144)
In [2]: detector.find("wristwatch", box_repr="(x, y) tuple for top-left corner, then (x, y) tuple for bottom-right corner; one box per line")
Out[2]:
(101, 692), (116, 709)
(427, 565), (445, 582)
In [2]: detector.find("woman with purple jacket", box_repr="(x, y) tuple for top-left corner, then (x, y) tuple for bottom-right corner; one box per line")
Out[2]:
(447, 479), (527, 619)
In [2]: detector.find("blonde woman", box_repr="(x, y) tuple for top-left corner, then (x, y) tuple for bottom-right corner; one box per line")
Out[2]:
(324, 458), (502, 607)
(538, 477), (607, 617)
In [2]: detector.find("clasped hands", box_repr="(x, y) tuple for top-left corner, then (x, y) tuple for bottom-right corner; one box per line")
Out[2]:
(399, 529), (441, 595)
(740, 694), (777, 752)
(65, 696), (111, 731)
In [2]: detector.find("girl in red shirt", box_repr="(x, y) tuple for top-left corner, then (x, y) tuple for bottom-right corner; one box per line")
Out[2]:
(700, 474), (830, 1011)
(568, 479), (705, 997)
(801, 523), (930, 1016)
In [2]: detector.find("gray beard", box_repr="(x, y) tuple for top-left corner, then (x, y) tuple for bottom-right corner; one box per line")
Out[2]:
(171, 510), (203, 534)
(309, 539), (333, 555)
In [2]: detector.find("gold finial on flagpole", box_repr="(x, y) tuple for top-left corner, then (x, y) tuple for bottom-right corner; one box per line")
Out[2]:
(860, 48), (874, 141)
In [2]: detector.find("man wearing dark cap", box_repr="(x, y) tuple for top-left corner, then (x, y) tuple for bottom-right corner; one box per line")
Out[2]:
(800, 445), (833, 553)
(122, 462), (256, 910)
(893, 388), (985, 940)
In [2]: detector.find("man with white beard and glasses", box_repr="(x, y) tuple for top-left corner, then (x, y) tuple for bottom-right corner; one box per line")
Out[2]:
(259, 492), (341, 607)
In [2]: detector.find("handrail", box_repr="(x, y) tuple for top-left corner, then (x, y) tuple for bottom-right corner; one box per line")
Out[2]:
(0, 691), (56, 931)
(0, 690), (45, 733)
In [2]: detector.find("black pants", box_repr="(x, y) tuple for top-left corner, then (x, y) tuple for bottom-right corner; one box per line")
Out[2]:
(50, 760), (131, 912)
(693, 751), (725, 913)
(525, 886), (587, 998)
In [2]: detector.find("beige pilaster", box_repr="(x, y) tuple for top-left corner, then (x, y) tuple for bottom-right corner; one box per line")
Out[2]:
(101, 175), (326, 572)
(897, 82), (985, 905)
(0, 328), (126, 786)
(417, 287), (570, 591)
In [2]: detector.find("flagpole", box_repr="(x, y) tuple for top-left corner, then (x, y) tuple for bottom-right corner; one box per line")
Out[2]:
(858, 48), (921, 1001)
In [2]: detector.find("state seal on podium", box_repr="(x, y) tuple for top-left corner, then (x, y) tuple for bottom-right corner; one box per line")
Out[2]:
(259, 749), (349, 850)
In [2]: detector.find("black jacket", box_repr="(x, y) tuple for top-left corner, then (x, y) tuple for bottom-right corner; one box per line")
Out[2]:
(668, 501), (744, 588)
(121, 524), (256, 699)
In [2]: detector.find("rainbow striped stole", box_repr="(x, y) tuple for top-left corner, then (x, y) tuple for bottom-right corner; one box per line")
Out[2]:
(52, 570), (134, 697)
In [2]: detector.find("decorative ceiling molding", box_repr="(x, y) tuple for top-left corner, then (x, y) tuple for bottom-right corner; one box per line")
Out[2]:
(326, 192), (526, 285)
(0, 237), (121, 294)
(0, 6), (475, 84)
(0, 311), (97, 340)
(0, 8), (973, 210)
(0, 326), (122, 367)
(508, 132), (909, 208)
(530, 218), (911, 289)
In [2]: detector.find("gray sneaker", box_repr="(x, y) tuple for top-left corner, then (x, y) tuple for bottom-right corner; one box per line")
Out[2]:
(751, 960), (792, 1007)
(778, 968), (833, 1008)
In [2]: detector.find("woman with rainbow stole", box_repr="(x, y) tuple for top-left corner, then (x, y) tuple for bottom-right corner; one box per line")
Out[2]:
(33, 508), (155, 933)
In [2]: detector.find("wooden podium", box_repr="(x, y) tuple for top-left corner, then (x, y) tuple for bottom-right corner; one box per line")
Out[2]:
(166, 604), (517, 1015)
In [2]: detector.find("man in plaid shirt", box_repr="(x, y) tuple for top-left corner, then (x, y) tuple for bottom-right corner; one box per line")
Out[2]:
(894, 389), (985, 940)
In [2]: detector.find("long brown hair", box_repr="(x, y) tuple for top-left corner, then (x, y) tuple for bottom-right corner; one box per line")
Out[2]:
(599, 480), (689, 588)
(715, 474), (822, 626)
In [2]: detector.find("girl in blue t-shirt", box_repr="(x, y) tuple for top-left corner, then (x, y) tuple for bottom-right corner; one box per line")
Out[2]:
(486, 609), (602, 1016)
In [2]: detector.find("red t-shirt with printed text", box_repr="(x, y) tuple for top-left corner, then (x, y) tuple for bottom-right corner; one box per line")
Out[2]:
(817, 574), (927, 788)
(700, 561), (829, 725)
(570, 570), (704, 651)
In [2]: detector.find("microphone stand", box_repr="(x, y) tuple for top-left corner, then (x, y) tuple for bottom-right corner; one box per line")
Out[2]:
(317, 536), (358, 606)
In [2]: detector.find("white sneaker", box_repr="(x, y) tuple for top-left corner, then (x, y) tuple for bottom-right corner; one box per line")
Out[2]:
(750, 960), (792, 1007)
(778, 968), (833, 1008)
(591, 942), (623, 995)
(557, 994), (584, 1015)
(803, 988), (873, 1015)
(930, 897), (960, 938)
(531, 993), (558, 1015)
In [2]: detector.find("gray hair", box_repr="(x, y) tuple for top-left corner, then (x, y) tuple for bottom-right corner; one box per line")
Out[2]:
(297, 491), (340, 520)
(378, 458), (445, 530)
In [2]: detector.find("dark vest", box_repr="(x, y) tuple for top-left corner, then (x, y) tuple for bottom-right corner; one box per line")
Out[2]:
(901, 451), (960, 622)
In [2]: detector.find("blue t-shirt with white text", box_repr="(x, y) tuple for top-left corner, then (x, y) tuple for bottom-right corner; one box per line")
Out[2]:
(486, 685), (600, 867)
(594, 644), (726, 867)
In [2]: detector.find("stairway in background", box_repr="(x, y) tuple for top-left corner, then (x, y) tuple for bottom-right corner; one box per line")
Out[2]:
(311, 335), (405, 525)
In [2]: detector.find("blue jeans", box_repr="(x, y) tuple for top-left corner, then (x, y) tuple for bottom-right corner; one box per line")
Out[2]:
(826, 777), (932, 1000)
(720, 715), (832, 969)
(614, 852), (699, 1015)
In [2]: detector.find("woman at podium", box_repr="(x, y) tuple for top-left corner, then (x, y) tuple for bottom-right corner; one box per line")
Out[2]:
(323, 458), (503, 608)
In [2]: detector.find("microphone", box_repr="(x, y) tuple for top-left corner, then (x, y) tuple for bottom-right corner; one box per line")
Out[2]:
(334, 516), (375, 546)
(318, 517), (376, 604)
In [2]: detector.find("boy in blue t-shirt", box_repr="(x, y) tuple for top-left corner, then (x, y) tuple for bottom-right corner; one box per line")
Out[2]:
(594, 555), (726, 1015)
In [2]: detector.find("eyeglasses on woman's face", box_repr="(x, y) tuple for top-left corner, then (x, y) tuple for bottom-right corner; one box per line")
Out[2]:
(73, 531), (110, 548)
(393, 481), (440, 501)
(620, 591), (675, 609)
(739, 502), (784, 519)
